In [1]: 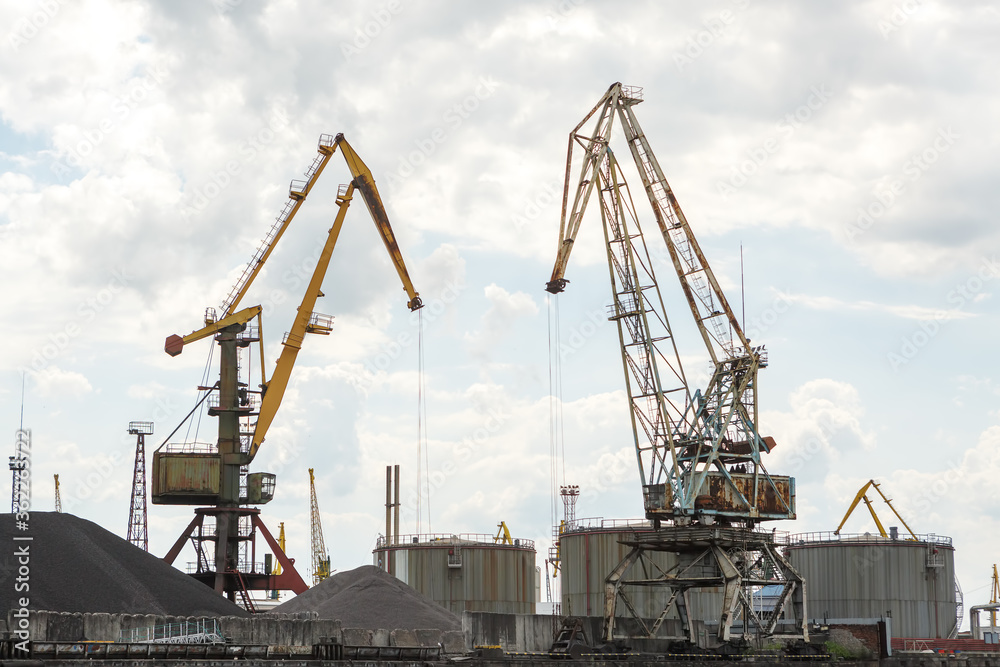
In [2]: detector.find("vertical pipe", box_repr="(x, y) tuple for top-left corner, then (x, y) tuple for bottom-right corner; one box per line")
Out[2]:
(385, 466), (392, 574)
(393, 464), (400, 547)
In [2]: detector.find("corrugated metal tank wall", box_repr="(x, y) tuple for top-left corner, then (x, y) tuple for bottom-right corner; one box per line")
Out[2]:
(786, 533), (957, 638)
(374, 536), (536, 615)
(558, 522), (722, 623)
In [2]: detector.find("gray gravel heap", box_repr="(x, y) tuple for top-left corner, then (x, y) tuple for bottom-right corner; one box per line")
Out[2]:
(0, 512), (248, 617)
(271, 564), (461, 630)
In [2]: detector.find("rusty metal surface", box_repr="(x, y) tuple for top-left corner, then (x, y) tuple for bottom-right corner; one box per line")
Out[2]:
(151, 452), (220, 504)
(373, 541), (536, 615)
(787, 537), (958, 638)
(701, 471), (794, 516)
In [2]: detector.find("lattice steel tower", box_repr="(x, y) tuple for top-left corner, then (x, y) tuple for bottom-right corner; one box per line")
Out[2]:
(309, 468), (331, 585)
(127, 421), (153, 551)
(54, 474), (62, 512)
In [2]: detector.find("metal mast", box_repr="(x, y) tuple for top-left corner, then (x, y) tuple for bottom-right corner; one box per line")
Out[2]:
(53, 474), (62, 512)
(127, 421), (153, 551)
(309, 468), (331, 586)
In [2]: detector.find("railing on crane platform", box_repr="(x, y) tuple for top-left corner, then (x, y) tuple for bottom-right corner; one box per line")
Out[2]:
(159, 441), (217, 454)
(375, 532), (535, 550)
(789, 531), (952, 546)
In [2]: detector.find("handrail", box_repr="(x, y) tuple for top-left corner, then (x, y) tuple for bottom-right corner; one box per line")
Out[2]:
(377, 532), (535, 549)
(789, 531), (952, 546)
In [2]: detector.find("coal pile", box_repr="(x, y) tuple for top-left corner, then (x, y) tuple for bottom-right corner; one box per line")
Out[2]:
(0, 512), (247, 617)
(271, 565), (461, 631)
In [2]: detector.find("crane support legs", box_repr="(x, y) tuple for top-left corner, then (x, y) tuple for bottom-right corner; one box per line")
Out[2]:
(602, 526), (808, 648)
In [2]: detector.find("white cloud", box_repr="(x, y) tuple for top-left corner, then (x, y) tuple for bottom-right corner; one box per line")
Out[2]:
(31, 366), (93, 398)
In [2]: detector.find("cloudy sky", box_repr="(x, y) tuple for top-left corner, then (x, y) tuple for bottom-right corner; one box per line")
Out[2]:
(2, 0), (998, 618)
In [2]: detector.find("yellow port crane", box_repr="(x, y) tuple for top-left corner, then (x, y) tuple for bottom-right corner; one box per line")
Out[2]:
(493, 521), (513, 545)
(309, 468), (331, 586)
(834, 479), (918, 539)
(269, 522), (285, 600)
(155, 133), (422, 601)
(991, 564), (999, 628)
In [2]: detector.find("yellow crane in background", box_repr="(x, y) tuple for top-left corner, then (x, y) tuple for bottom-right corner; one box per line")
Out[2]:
(991, 564), (999, 628)
(834, 479), (918, 538)
(309, 468), (331, 586)
(494, 521), (513, 545)
(269, 522), (285, 601)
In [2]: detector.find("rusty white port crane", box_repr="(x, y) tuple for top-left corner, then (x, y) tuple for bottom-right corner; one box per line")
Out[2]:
(546, 83), (806, 645)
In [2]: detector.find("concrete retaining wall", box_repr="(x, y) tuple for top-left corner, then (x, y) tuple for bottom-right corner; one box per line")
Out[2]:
(462, 612), (563, 652)
(8, 610), (464, 652)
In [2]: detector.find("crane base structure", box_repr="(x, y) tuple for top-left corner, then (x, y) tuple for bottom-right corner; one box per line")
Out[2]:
(162, 507), (308, 605)
(602, 526), (808, 646)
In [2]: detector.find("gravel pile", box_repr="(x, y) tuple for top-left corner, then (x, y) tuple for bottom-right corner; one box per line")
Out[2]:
(0, 512), (248, 617)
(271, 564), (461, 630)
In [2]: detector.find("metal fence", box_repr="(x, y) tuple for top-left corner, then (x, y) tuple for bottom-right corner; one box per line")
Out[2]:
(120, 619), (225, 644)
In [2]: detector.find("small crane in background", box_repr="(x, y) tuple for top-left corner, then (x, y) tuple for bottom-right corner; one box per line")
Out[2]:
(269, 522), (285, 601)
(53, 474), (62, 513)
(834, 479), (918, 539)
(991, 564), (999, 629)
(309, 469), (331, 586)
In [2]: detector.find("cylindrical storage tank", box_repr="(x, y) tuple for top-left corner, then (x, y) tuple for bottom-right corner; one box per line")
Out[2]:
(374, 532), (536, 615)
(787, 532), (957, 638)
(558, 519), (722, 626)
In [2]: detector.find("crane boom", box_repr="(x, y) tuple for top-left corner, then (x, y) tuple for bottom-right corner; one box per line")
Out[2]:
(546, 83), (791, 523)
(223, 133), (422, 316)
(243, 184), (352, 463)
